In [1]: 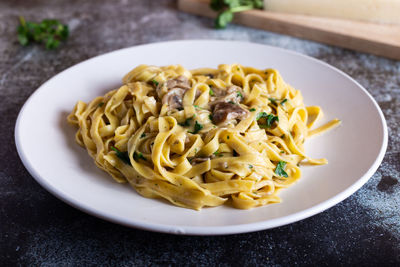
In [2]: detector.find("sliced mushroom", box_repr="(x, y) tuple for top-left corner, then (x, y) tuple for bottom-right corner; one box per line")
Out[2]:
(166, 75), (191, 90)
(212, 102), (249, 125)
(162, 88), (186, 110)
(210, 85), (244, 107)
(225, 85), (244, 102)
(159, 76), (191, 110)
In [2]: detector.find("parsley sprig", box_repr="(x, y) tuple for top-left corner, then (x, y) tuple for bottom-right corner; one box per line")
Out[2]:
(210, 0), (264, 29)
(275, 161), (288, 178)
(17, 16), (69, 49)
(111, 146), (130, 165)
(190, 121), (204, 134)
(256, 112), (279, 128)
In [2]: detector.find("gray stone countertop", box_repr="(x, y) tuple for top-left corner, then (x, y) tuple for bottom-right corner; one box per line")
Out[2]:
(1, 0), (399, 265)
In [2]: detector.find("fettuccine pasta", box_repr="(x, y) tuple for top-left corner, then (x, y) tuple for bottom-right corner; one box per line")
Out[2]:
(67, 64), (340, 210)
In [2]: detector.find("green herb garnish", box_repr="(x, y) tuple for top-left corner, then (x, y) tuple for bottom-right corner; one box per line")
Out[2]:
(256, 112), (279, 128)
(256, 112), (268, 120)
(194, 105), (206, 110)
(179, 117), (193, 127)
(275, 161), (288, 178)
(210, 0), (264, 29)
(237, 91), (243, 99)
(281, 98), (288, 105)
(268, 98), (277, 105)
(266, 114), (279, 127)
(17, 16), (69, 49)
(111, 146), (130, 165)
(140, 133), (146, 138)
(228, 100), (235, 105)
(133, 151), (146, 161)
(249, 164), (253, 169)
(209, 88), (215, 96)
(209, 114), (213, 121)
(151, 79), (159, 86)
(189, 121), (203, 134)
(98, 102), (104, 107)
(249, 108), (256, 112)
(193, 121), (203, 134)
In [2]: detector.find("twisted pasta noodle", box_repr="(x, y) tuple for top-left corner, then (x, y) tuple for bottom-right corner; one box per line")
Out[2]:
(67, 64), (340, 210)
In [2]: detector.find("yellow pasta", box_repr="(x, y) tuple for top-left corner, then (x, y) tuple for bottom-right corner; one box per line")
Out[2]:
(67, 64), (340, 210)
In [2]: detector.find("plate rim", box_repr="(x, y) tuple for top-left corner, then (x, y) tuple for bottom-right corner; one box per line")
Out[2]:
(14, 39), (388, 235)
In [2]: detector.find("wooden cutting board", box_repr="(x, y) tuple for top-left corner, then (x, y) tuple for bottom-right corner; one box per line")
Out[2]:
(178, 0), (400, 60)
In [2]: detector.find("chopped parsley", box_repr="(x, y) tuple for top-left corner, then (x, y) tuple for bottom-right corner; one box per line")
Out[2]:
(209, 88), (214, 96)
(111, 146), (130, 165)
(281, 98), (288, 105)
(249, 164), (253, 169)
(209, 114), (213, 121)
(140, 133), (146, 138)
(133, 151), (146, 161)
(179, 117), (193, 127)
(268, 98), (277, 105)
(98, 102), (104, 107)
(151, 79), (159, 86)
(227, 135), (230, 140)
(194, 105), (205, 110)
(249, 108), (256, 112)
(237, 91), (243, 99)
(228, 100), (235, 105)
(266, 114), (279, 127)
(256, 112), (279, 128)
(256, 112), (268, 120)
(275, 161), (288, 178)
(189, 121), (203, 134)
(213, 151), (220, 156)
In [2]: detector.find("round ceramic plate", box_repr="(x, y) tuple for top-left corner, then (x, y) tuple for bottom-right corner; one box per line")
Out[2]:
(15, 40), (387, 235)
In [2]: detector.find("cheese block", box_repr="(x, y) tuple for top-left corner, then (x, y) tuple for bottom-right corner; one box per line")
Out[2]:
(264, 0), (400, 25)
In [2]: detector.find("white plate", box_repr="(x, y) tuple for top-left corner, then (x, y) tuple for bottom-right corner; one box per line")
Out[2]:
(15, 40), (387, 235)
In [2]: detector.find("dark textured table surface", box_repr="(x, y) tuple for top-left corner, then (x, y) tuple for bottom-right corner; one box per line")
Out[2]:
(1, 0), (400, 265)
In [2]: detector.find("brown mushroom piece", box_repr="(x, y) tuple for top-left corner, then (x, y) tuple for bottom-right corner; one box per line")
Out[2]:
(225, 85), (244, 103)
(210, 85), (244, 106)
(162, 88), (186, 110)
(166, 75), (191, 90)
(212, 102), (249, 124)
(161, 76), (191, 110)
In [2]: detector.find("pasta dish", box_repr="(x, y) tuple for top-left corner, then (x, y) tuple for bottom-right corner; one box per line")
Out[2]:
(67, 64), (340, 210)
